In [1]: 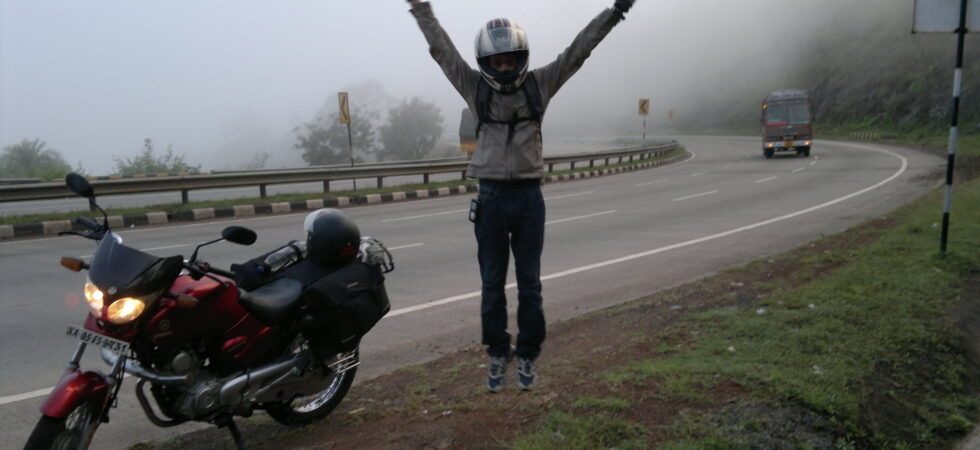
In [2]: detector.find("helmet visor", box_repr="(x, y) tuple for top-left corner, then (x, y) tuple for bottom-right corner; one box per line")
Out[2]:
(476, 19), (528, 59)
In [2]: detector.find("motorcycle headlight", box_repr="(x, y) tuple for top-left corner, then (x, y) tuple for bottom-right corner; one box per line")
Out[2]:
(83, 281), (104, 318)
(106, 297), (146, 324)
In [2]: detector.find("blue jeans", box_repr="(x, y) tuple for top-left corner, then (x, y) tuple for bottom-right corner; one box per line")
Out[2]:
(475, 179), (546, 361)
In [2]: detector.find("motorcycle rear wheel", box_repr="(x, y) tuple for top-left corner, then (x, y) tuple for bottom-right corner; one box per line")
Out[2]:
(265, 344), (357, 426)
(24, 400), (101, 450)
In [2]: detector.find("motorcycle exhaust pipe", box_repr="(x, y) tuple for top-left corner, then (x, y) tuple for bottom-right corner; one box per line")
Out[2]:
(218, 353), (304, 406)
(100, 348), (190, 386)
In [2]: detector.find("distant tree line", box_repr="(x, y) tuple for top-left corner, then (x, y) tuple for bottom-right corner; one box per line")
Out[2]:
(0, 137), (199, 180)
(293, 92), (445, 166)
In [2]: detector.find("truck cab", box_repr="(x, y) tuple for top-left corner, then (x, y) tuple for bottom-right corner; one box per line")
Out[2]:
(762, 89), (813, 158)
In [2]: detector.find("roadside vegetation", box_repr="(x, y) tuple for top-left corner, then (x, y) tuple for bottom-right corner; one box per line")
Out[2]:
(0, 147), (682, 226)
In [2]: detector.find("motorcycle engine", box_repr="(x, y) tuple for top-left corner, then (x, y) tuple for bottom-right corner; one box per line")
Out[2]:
(161, 350), (225, 420)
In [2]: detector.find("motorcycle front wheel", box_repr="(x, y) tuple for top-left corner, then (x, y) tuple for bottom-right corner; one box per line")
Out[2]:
(265, 343), (357, 426)
(24, 400), (101, 450)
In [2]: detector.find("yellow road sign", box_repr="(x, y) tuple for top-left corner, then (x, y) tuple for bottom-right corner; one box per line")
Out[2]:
(338, 92), (351, 124)
(639, 98), (650, 116)
(460, 141), (476, 152)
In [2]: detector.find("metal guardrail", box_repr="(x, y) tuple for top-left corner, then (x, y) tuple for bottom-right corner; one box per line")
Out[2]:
(0, 142), (678, 204)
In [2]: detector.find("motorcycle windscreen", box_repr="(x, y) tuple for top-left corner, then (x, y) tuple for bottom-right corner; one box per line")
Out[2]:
(88, 237), (184, 299)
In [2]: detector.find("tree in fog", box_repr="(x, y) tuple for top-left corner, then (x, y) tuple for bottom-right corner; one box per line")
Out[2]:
(240, 152), (271, 170)
(113, 138), (199, 175)
(377, 97), (444, 161)
(294, 109), (376, 166)
(0, 138), (73, 181)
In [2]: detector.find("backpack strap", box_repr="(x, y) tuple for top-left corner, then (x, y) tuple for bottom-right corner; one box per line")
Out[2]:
(475, 73), (544, 137)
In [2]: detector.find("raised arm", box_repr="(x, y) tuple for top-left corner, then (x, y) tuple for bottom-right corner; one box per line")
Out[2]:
(534, 0), (636, 100)
(407, 1), (479, 100)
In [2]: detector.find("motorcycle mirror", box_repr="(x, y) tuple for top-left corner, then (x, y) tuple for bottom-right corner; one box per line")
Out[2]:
(222, 226), (257, 246)
(65, 173), (94, 198)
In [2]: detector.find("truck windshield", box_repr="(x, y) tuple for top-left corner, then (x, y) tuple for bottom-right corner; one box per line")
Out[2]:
(765, 103), (810, 125)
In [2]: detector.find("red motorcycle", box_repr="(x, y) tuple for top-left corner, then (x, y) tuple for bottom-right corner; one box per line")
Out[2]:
(25, 173), (392, 449)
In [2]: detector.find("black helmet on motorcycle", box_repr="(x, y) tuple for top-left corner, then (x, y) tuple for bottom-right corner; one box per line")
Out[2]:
(303, 208), (360, 268)
(475, 18), (529, 93)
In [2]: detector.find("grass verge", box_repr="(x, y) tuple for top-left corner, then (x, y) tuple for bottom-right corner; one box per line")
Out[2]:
(0, 148), (683, 226)
(529, 177), (980, 448)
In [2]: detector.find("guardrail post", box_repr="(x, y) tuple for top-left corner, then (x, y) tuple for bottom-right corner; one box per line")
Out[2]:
(571, 162), (576, 170)
(548, 163), (554, 172)
(323, 180), (330, 193)
(461, 170), (466, 181)
(605, 158), (610, 166)
(424, 173), (430, 184)
(619, 156), (623, 163)
(589, 160), (594, 168)
(629, 155), (634, 163)
(260, 185), (267, 199)
(181, 190), (189, 205)
(377, 177), (383, 189)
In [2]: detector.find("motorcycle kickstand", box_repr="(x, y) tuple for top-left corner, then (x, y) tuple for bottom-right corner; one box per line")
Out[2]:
(215, 416), (247, 450)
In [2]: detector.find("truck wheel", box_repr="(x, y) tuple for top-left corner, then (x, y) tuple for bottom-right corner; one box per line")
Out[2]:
(802, 146), (811, 157)
(764, 148), (774, 159)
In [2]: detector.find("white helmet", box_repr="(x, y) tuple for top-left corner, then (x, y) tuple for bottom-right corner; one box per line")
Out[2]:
(474, 18), (529, 92)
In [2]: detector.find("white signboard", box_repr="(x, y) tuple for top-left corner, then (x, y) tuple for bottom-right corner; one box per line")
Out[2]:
(913, 0), (980, 33)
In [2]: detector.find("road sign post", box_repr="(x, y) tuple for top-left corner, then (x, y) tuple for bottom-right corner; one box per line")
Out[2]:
(638, 98), (650, 143)
(913, 0), (977, 252)
(339, 92), (356, 190)
(459, 108), (477, 161)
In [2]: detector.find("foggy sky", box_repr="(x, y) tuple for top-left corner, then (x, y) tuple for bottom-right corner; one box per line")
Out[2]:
(1, 0), (907, 174)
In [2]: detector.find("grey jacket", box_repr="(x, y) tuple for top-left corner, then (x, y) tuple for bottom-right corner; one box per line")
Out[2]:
(410, 2), (622, 180)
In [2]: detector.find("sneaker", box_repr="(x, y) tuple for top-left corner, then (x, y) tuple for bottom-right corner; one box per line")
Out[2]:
(487, 350), (513, 393)
(516, 357), (536, 391)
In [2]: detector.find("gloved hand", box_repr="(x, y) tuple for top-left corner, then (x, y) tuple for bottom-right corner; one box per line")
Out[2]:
(613, 0), (635, 19)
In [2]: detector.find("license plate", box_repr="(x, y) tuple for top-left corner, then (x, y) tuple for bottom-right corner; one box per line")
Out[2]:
(65, 324), (130, 355)
(784, 140), (793, 148)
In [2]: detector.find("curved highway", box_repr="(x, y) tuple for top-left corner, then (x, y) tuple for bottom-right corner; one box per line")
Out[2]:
(0, 136), (943, 449)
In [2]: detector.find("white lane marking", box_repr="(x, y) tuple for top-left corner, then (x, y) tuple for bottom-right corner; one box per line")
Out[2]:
(0, 387), (52, 405)
(691, 172), (706, 177)
(792, 167), (806, 173)
(672, 190), (719, 202)
(756, 176), (778, 184)
(80, 243), (194, 259)
(635, 179), (668, 187)
(387, 144), (907, 319)
(545, 191), (595, 201)
(723, 164), (734, 169)
(143, 243), (193, 252)
(0, 373), (133, 406)
(388, 243), (424, 251)
(380, 191), (595, 223)
(545, 210), (616, 226)
(0, 145), (910, 405)
(382, 209), (467, 223)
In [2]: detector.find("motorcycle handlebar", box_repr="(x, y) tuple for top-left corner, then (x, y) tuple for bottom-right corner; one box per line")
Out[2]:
(208, 266), (235, 279)
(75, 216), (100, 231)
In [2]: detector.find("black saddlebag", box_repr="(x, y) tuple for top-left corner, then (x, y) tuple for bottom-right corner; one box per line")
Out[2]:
(301, 261), (390, 353)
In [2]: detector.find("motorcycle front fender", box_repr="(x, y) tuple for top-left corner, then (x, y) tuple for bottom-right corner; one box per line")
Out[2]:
(40, 368), (109, 418)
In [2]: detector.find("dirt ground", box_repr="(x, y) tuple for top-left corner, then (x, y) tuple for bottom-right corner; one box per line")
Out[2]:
(135, 149), (979, 450)
(132, 221), (899, 449)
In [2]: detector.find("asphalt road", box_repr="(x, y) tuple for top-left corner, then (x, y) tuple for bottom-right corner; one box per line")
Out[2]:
(0, 136), (943, 449)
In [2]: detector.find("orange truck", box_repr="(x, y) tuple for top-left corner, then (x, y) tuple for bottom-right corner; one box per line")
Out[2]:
(761, 89), (813, 158)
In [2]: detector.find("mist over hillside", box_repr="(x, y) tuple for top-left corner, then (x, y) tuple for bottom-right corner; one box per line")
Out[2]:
(667, 1), (980, 133)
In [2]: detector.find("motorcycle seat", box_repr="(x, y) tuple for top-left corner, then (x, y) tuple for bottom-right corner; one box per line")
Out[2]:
(238, 278), (304, 325)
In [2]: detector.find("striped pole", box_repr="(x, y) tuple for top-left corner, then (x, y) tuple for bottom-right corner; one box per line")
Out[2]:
(940, 0), (968, 253)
